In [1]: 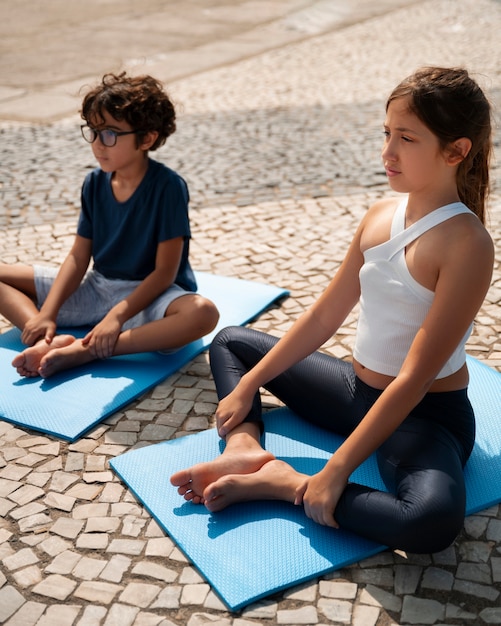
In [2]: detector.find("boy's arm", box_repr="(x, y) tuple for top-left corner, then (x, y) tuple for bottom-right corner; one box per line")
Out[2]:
(82, 237), (184, 357)
(21, 235), (92, 345)
(108, 236), (183, 323)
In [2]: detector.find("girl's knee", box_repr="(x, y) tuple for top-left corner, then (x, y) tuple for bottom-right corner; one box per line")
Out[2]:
(396, 491), (465, 553)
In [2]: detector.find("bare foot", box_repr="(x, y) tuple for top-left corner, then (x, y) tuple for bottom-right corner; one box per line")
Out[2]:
(170, 440), (275, 504)
(37, 339), (95, 378)
(12, 335), (75, 377)
(203, 459), (306, 512)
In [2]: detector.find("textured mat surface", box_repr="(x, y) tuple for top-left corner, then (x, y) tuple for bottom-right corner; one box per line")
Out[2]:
(111, 355), (501, 611)
(0, 272), (288, 441)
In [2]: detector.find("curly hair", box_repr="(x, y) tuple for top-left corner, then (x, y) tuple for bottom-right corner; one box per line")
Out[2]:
(387, 67), (492, 224)
(80, 72), (176, 151)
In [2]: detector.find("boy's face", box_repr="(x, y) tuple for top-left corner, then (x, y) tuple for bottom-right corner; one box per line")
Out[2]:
(85, 110), (146, 174)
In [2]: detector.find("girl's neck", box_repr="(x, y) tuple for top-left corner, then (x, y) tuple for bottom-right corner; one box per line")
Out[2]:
(405, 187), (461, 225)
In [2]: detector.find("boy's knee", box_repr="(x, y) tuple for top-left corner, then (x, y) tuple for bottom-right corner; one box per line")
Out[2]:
(194, 296), (219, 333)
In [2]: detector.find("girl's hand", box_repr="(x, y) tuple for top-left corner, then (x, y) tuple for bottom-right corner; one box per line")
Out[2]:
(294, 468), (348, 528)
(82, 315), (122, 359)
(21, 313), (57, 346)
(215, 387), (254, 437)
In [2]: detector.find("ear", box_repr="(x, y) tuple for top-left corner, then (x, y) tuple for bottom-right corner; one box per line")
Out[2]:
(139, 131), (159, 151)
(445, 137), (472, 165)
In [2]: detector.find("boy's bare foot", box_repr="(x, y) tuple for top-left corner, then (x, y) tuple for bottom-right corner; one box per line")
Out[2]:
(203, 459), (306, 512)
(12, 335), (75, 377)
(170, 443), (275, 504)
(37, 339), (94, 378)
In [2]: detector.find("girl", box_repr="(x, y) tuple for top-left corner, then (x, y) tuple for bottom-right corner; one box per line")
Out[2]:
(171, 67), (494, 553)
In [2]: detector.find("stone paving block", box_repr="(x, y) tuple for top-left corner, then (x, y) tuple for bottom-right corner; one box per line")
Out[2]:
(401, 595), (445, 625)
(106, 539), (145, 556)
(0, 479), (22, 498)
(352, 604), (380, 626)
(39, 535), (71, 556)
(9, 485), (45, 506)
(144, 537), (175, 557)
(73, 580), (123, 604)
(44, 491), (76, 511)
(180, 583), (211, 606)
(139, 424), (176, 441)
(72, 556), (108, 580)
(12, 565), (42, 588)
(9, 501), (46, 520)
(77, 604), (108, 625)
(76, 533), (110, 550)
(48, 470), (80, 492)
(66, 483), (103, 501)
(119, 582), (162, 608)
(85, 516), (120, 533)
(131, 612), (166, 626)
(32, 573), (77, 600)
(131, 561), (178, 583)
(319, 580), (357, 600)
(26, 472), (50, 488)
(45, 550), (82, 575)
(3, 600), (47, 626)
(359, 584), (402, 613)
(0, 527), (13, 545)
(35, 603), (81, 626)
(85, 455), (107, 472)
(3, 547), (39, 571)
(149, 585), (182, 610)
(18, 513), (52, 533)
(0, 585), (25, 622)
(82, 471), (114, 485)
(73, 502), (109, 519)
(99, 554), (132, 583)
(317, 598), (352, 624)
(50, 517), (84, 539)
(103, 603), (140, 626)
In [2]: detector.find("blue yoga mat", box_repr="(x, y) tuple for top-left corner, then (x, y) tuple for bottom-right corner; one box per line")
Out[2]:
(0, 272), (288, 442)
(111, 355), (501, 611)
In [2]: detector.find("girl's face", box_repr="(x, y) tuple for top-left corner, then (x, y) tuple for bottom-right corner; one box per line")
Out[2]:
(381, 97), (448, 195)
(86, 109), (146, 174)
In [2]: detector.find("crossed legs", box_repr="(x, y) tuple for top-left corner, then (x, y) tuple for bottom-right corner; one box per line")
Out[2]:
(170, 326), (472, 553)
(0, 263), (219, 378)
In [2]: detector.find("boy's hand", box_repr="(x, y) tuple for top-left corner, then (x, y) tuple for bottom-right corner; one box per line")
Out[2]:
(82, 315), (121, 359)
(21, 313), (57, 346)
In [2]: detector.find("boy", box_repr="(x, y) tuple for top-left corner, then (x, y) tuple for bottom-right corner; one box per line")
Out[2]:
(0, 72), (219, 378)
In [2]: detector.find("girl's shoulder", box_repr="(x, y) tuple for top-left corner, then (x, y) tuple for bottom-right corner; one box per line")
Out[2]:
(358, 196), (401, 251)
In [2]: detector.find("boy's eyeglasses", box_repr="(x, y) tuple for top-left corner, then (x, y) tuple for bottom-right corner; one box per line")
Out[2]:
(80, 125), (140, 147)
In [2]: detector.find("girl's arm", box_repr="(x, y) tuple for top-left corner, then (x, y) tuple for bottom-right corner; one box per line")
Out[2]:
(82, 236), (183, 358)
(215, 219), (367, 436)
(298, 218), (494, 527)
(21, 235), (92, 345)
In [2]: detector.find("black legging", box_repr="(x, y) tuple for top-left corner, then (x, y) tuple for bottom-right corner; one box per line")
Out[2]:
(209, 326), (476, 554)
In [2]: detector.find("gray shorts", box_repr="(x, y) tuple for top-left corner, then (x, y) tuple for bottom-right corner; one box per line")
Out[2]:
(34, 265), (194, 331)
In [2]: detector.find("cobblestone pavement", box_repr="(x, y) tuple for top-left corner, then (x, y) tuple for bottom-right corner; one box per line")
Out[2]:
(1, 0), (501, 624)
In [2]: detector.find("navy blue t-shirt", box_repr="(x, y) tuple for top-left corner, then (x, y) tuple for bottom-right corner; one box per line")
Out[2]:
(78, 159), (197, 292)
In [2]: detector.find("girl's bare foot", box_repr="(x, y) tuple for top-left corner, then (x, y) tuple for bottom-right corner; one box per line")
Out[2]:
(12, 335), (75, 377)
(203, 459), (306, 512)
(170, 436), (275, 504)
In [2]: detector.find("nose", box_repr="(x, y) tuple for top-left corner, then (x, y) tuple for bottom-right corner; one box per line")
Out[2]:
(382, 135), (397, 162)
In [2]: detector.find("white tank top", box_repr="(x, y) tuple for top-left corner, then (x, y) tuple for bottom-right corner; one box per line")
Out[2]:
(353, 200), (473, 378)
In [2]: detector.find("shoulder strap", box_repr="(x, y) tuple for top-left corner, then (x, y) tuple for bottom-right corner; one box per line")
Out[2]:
(385, 202), (473, 259)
